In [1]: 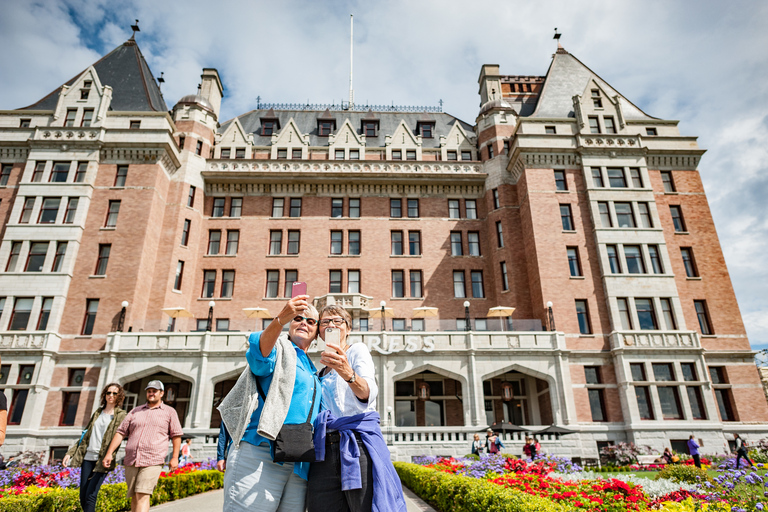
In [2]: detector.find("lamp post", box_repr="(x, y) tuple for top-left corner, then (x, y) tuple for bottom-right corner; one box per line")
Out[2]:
(380, 300), (386, 331)
(463, 300), (471, 331)
(547, 301), (555, 331)
(386, 405), (393, 445)
(207, 301), (215, 331)
(117, 301), (129, 332)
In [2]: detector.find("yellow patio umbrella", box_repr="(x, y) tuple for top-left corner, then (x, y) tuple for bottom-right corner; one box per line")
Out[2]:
(412, 306), (439, 318)
(242, 307), (272, 319)
(161, 307), (194, 318)
(487, 306), (515, 331)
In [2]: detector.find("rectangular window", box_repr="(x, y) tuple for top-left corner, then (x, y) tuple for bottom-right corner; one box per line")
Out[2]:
(450, 232), (463, 256)
(202, 270), (217, 298)
(221, 270), (235, 298)
(263, 121), (274, 136)
(407, 199), (419, 218)
(461, 150), (472, 161)
(272, 198), (284, 217)
(588, 116), (601, 134)
(408, 231), (421, 255)
(229, 198), (242, 217)
(391, 231), (403, 255)
(292, 148), (303, 159)
(287, 230), (300, 255)
(636, 298), (658, 330)
(470, 270), (485, 298)
(465, 199), (477, 219)
(266, 270), (279, 298)
(653, 363), (675, 381)
(567, 247), (582, 277)
(687, 386), (706, 419)
(269, 230), (282, 255)
(694, 300), (713, 335)
(487, 145), (494, 159)
(24, 242), (48, 272)
(52, 242), (67, 272)
(560, 204), (574, 230)
(606, 244), (621, 273)
(392, 150), (402, 160)
(319, 122), (333, 137)
(0, 164), (11, 186)
(709, 366), (726, 385)
(130, 120), (141, 130)
(196, 140), (203, 155)
(496, 221), (504, 248)
(330, 231), (343, 255)
(492, 188), (500, 209)
(105, 200), (120, 227)
(598, 202), (612, 227)
(467, 232), (481, 256)
(637, 202), (653, 228)
(211, 198), (225, 218)
(448, 200), (460, 219)
(421, 124), (433, 138)
(681, 363), (698, 382)
(409, 270), (423, 298)
(114, 165), (128, 187)
(714, 389), (735, 421)
(392, 270), (405, 297)
(20, 118), (31, 128)
(604, 116), (616, 134)
(95, 244), (110, 275)
(500, 261), (509, 291)
(284, 270), (298, 298)
(453, 271), (466, 298)
(74, 162), (87, 182)
(661, 171), (676, 193)
(82, 299), (99, 335)
(646, 127), (658, 136)
(331, 198), (344, 217)
(658, 387), (683, 419)
(390, 199), (402, 218)
(607, 167), (627, 188)
(406, 150), (417, 161)
(216, 319), (230, 331)
(624, 245), (646, 274)
(235, 148), (245, 159)
(174, 261), (184, 290)
(545, 125), (557, 134)
(50, 162), (69, 183)
(37, 297), (53, 330)
(349, 198), (360, 218)
(575, 299), (592, 334)
(670, 206), (686, 232)
(59, 391), (81, 426)
(329, 270), (342, 293)
(289, 198), (301, 217)
(681, 248), (698, 277)
(447, 150), (457, 161)
(348, 270), (360, 293)
(392, 318), (406, 331)
(6, 241), (21, 272)
(588, 389), (607, 422)
(617, 298), (632, 330)
(32, 161), (45, 182)
(64, 197), (78, 224)
(226, 230), (239, 255)
(648, 245), (663, 273)
(178, 136), (185, 150)
(38, 197), (61, 224)
(635, 386), (654, 420)
(335, 149), (345, 160)
(65, 109), (77, 127)
(348, 230), (360, 255)
(181, 219), (191, 246)
(187, 186), (196, 208)
(364, 122), (377, 137)
(629, 168), (643, 188)
(660, 298), (677, 330)
(412, 318), (424, 331)
(554, 170), (567, 191)
(614, 202), (635, 228)
(10, 297), (34, 330)
(208, 230), (221, 255)
(631, 363), (647, 381)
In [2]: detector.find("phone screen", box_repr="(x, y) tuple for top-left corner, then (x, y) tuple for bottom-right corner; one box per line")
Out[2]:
(291, 281), (307, 298)
(324, 327), (340, 345)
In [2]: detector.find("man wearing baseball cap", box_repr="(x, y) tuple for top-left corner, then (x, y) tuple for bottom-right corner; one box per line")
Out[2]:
(102, 380), (183, 512)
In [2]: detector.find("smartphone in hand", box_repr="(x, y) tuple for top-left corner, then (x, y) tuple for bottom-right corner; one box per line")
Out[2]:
(291, 281), (307, 298)
(324, 327), (340, 346)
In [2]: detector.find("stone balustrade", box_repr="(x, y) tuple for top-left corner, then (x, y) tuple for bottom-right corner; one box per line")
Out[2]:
(0, 332), (60, 351)
(609, 330), (700, 350)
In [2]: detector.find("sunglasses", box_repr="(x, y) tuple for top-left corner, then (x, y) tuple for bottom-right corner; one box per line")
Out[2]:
(293, 316), (318, 326)
(105, 392), (119, 396)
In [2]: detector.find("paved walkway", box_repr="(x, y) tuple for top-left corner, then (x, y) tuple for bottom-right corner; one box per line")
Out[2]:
(150, 486), (437, 511)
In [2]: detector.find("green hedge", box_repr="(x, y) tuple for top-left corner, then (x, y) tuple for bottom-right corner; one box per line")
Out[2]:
(0, 469), (224, 512)
(394, 462), (567, 512)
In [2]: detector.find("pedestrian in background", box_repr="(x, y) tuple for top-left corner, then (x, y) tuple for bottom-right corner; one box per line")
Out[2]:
(687, 435), (701, 468)
(734, 433), (754, 469)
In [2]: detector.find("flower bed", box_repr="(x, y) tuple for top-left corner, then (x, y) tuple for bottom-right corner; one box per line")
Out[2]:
(398, 454), (766, 511)
(0, 459), (221, 511)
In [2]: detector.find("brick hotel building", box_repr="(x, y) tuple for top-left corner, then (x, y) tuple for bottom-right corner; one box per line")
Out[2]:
(0, 37), (765, 461)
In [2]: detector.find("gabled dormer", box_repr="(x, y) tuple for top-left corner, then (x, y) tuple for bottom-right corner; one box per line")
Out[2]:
(574, 79), (625, 135)
(270, 118), (310, 159)
(53, 66), (112, 128)
(215, 118), (254, 159)
(260, 109), (281, 137)
(328, 119), (365, 160)
(385, 120), (421, 160)
(317, 109), (337, 137)
(360, 110), (380, 137)
(440, 121), (476, 161)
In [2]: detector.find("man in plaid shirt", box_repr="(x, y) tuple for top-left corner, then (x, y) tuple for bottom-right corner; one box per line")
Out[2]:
(103, 380), (183, 512)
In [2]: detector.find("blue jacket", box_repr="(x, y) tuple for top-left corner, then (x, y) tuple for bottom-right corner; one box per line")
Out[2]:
(314, 410), (407, 512)
(217, 423), (232, 462)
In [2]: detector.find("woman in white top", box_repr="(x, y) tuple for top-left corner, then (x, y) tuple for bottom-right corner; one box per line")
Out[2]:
(307, 305), (406, 512)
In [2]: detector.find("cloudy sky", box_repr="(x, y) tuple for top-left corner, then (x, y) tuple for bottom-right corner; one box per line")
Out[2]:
(2, 0), (767, 346)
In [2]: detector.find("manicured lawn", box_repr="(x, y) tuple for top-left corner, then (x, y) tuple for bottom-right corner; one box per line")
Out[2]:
(598, 467), (768, 479)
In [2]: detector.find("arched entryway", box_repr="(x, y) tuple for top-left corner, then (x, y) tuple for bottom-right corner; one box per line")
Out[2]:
(123, 371), (193, 427)
(210, 378), (237, 428)
(482, 370), (553, 426)
(393, 370), (464, 427)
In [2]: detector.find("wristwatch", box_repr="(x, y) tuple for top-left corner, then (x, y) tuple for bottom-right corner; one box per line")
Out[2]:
(346, 371), (357, 383)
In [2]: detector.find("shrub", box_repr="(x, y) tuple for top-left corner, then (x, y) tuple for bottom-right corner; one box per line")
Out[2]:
(655, 464), (710, 484)
(394, 461), (567, 512)
(499, 453), (518, 460)
(599, 442), (652, 466)
(463, 454), (480, 461)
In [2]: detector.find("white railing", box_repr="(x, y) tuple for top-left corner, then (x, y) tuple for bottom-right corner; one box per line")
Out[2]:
(609, 330), (700, 350)
(0, 332), (60, 351)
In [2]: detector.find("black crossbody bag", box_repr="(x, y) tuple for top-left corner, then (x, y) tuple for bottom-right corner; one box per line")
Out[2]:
(256, 377), (317, 463)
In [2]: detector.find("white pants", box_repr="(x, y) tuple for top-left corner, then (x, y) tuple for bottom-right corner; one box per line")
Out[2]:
(223, 442), (307, 512)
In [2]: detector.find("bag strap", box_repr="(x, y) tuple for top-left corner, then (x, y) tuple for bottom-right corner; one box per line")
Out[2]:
(255, 374), (317, 425)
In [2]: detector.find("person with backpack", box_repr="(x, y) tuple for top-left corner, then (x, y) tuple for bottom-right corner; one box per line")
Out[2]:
(734, 433), (754, 468)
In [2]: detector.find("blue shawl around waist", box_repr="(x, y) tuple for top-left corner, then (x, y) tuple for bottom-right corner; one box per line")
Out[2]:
(313, 410), (407, 512)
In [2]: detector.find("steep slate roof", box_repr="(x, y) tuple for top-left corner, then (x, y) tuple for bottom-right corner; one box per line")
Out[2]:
(19, 39), (167, 112)
(529, 48), (656, 120)
(222, 110), (474, 148)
